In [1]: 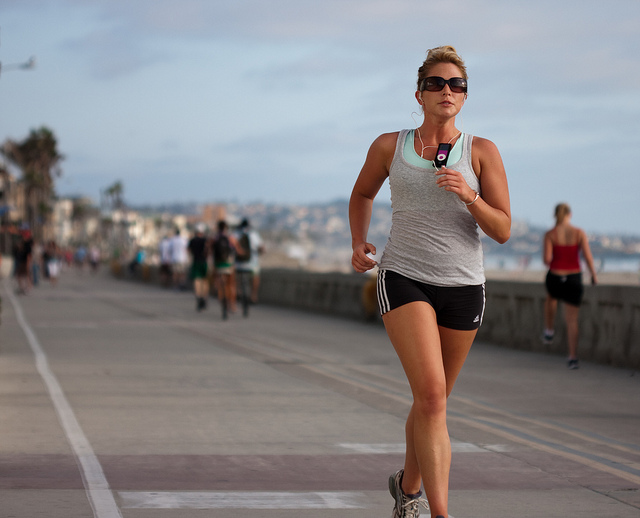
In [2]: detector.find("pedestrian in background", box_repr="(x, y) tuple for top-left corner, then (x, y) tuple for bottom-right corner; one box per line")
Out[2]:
(74, 245), (87, 272)
(170, 228), (189, 290)
(44, 240), (61, 286)
(349, 45), (510, 518)
(213, 220), (242, 317)
(13, 226), (33, 294)
(158, 234), (173, 287)
(13, 227), (33, 295)
(188, 223), (210, 312)
(89, 244), (101, 273)
(542, 202), (598, 369)
(31, 240), (42, 286)
(235, 218), (265, 304)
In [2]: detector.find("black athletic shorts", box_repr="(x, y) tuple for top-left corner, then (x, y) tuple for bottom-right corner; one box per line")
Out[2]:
(545, 272), (583, 306)
(377, 269), (486, 331)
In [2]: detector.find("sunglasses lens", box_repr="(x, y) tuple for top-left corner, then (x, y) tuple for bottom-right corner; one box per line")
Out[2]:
(422, 77), (467, 93)
(449, 78), (467, 93)
(424, 77), (444, 91)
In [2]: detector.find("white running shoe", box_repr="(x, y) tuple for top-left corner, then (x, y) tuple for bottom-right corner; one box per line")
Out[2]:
(388, 469), (429, 518)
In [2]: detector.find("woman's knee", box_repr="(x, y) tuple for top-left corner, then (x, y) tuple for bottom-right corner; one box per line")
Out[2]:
(412, 387), (447, 419)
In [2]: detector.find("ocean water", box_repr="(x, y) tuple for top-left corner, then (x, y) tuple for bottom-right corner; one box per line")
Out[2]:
(484, 254), (640, 273)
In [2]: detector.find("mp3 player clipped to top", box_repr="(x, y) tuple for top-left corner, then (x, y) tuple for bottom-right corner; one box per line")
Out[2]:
(433, 143), (452, 168)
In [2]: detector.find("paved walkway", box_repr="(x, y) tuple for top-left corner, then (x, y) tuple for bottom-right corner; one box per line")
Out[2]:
(0, 268), (639, 518)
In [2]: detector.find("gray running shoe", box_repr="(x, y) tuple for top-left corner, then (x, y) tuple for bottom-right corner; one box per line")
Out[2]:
(388, 469), (429, 518)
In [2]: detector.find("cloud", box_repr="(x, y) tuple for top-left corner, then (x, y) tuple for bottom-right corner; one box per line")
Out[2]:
(62, 27), (170, 80)
(2, 0), (640, 234)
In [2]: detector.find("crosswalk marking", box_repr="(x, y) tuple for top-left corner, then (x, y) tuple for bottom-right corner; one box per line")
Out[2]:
(119, 491), (366, 509)
(119, 491), (456, 516)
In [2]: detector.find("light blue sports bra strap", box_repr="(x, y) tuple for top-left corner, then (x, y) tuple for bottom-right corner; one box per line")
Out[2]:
(402, 129), (464, 169)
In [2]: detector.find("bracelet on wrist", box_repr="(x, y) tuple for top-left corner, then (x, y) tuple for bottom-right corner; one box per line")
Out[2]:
(465, 192), (480, 206)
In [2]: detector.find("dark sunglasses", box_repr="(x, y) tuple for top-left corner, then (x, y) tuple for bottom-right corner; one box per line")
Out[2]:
(420, 76), (468, 94)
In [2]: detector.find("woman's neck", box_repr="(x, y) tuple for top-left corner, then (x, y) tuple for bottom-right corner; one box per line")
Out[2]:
(414, 124), (461, 159)
(415, 122), (460, 146)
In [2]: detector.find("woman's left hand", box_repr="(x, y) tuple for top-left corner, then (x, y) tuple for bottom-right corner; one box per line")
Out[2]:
(435, 167), (477, 204)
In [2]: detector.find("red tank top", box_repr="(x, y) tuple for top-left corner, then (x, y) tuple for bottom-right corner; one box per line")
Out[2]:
(550, 244), (580, 271)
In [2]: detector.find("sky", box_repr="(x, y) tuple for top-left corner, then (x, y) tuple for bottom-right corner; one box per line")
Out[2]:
(0, 0), (639, 235)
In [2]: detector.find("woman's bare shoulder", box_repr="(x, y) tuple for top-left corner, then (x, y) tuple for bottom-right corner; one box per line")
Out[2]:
(371, 131), (400, 150)
(471, 135), (500, 156)
(364, 131), (401, 166)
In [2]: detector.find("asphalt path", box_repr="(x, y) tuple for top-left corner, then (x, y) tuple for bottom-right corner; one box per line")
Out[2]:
(1, 268), (639, 518)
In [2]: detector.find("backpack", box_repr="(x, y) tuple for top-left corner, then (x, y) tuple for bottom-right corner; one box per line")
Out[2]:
(213, 234), (232, 264)
(236, 232), (251, 262)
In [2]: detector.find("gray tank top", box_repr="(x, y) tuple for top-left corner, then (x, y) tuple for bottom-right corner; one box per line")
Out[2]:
(378, 129), (485, 286)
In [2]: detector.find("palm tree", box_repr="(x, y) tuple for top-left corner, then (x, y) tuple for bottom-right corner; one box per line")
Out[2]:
(1, 126), (64, 241)
(0, 164), (12, 253)
(101, 180), (127, 259)
(103, 181), (125, 211)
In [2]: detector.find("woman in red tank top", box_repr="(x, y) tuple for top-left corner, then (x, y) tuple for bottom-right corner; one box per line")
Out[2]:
(542, 203), (598, 369)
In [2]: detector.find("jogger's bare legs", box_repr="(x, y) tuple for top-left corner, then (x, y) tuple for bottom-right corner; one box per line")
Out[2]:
(383, 302), (476, 517)
(544, 295), (557, 331)
(564, 303), (580, 359)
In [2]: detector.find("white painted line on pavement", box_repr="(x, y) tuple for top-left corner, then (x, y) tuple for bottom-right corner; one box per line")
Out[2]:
(338, 442), (406, 453)
(119, 491), (456, 516)
(119, 491), (367, 509)
(450, 441), (494, 453)
(339, 441), (493, 453)
(4, 281), (122, 518)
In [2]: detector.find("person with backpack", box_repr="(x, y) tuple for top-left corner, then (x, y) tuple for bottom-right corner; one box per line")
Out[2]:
(213, 220), (243, 318)
(235, 218), (265, 304)
(188, 223), (210, 311)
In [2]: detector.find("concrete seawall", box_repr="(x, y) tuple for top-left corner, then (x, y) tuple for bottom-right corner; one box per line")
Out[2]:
(111, 263), (639, 370)
(257, 269), (640, 370)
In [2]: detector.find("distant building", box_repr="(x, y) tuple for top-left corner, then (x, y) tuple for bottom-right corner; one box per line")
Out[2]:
(52, 198), (73, 245)
(0, 165), (26, 254)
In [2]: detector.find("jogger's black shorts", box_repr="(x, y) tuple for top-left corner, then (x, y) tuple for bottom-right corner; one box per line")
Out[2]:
(545, 271), (583, 306)
(377, 269), (485, 331)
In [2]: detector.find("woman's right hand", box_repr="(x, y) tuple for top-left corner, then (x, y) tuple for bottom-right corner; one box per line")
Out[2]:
(351, 242), (377, 273)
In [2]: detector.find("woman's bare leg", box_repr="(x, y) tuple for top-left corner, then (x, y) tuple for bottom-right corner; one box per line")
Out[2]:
(564, 303), (580, 359)
(383, 302), (476, 517)
(544, 295), (557, 331)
